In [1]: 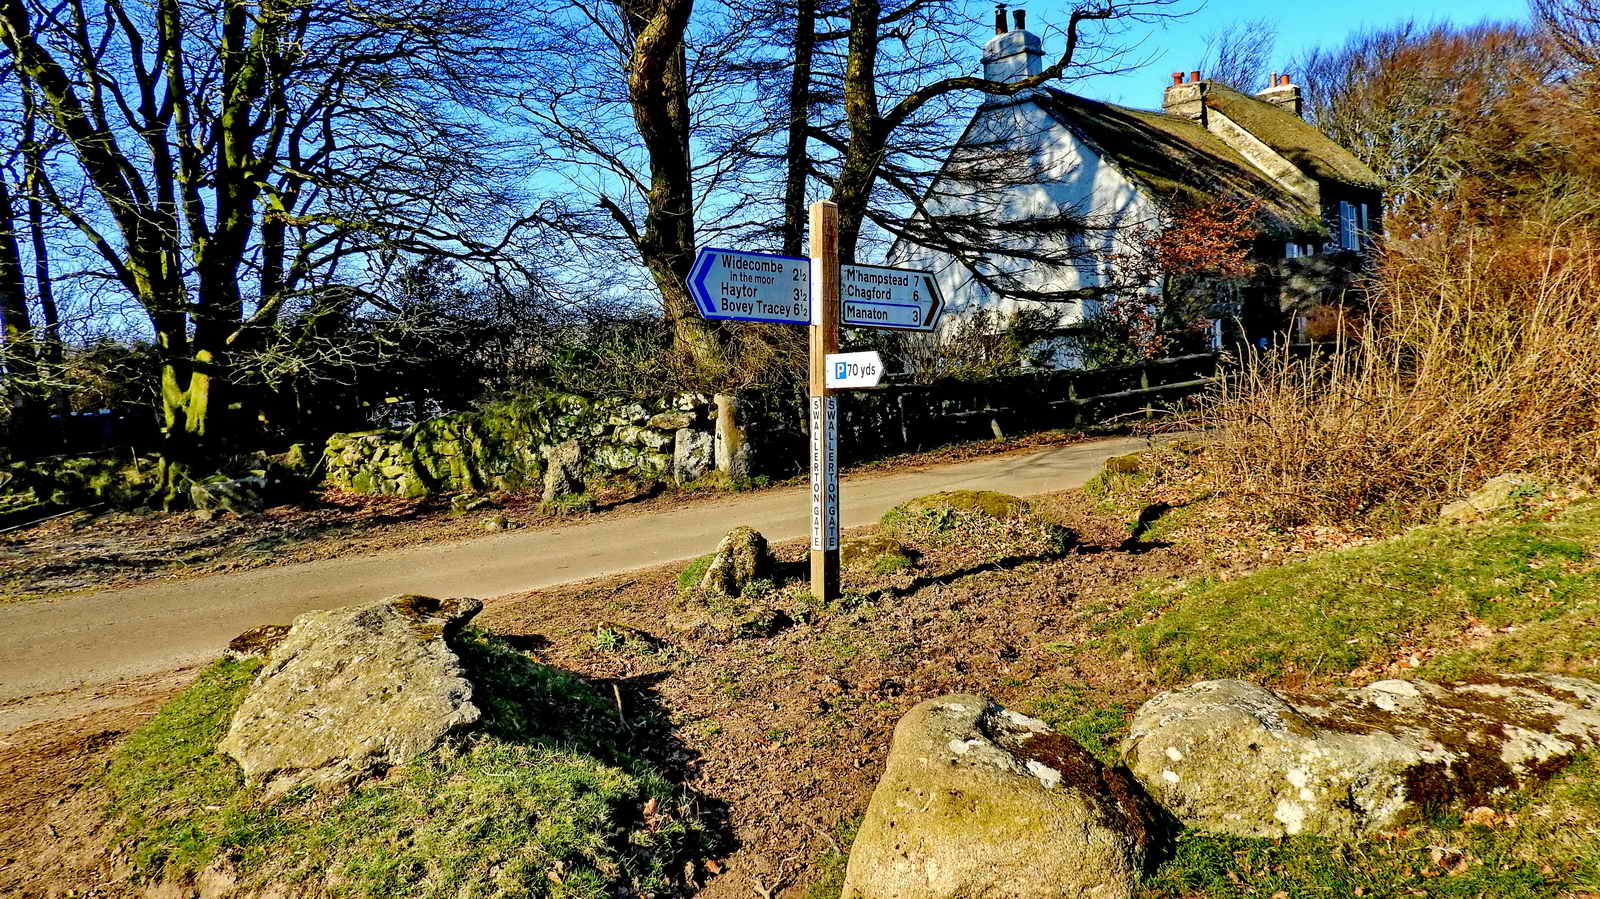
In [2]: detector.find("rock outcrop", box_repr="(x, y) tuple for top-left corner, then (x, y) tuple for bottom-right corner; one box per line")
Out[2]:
(844, 695), (1156, 899)
(219, 595), (483, 796)
(1440, 473), (1538, 521)
(700, 526), (774, 597)
(1123, 675), (1600, 840)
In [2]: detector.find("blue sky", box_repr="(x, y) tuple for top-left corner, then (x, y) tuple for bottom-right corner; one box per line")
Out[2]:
(1058, 0), (1531, 106)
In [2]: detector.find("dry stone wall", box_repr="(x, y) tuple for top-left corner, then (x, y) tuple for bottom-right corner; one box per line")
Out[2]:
(323, 391), (715, 497)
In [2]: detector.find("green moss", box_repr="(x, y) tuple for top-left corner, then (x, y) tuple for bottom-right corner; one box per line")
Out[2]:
(881, 491), (1074, 559)
(888, 490), (1028, 524)
(545, 492), (594, 514)
(101, 631), (706, 897)
(869, 551), (915, 575)
(1102, 452), (1146, 476)
(676, 554), (714, 596)
(840, 534), (914, 575)
(1104, 501), (1600, 684)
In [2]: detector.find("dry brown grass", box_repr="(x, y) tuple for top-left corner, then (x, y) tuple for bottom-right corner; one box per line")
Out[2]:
(1196, 217), (1600, 526)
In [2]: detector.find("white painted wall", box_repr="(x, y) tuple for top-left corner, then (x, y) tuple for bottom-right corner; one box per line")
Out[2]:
(890, 95), (1165, 367)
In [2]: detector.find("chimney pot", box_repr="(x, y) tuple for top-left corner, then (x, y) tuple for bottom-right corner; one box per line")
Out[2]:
(1012, 8), (1025, 30)
(1171, 72), (1184, 86)
(994, 3), (1006, 34)
(1269, 72), (1278, 89)
(1190, 70), (1202, 83)
(1280, 73), (1291, 86)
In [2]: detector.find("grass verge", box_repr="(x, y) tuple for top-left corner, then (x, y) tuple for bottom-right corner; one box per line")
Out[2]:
(1098, 501), (1600, 685)
(102, 630), (705, 897)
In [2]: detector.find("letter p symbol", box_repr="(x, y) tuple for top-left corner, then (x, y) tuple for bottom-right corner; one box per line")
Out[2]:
(834, 362), (846, 380)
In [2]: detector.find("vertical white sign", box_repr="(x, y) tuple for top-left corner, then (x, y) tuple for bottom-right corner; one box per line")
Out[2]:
(825, 396), (838, 550)
(809, 396), (839, 551)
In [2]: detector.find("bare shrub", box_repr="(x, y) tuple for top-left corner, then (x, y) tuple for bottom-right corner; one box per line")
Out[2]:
(1196, 216), (1600, 526)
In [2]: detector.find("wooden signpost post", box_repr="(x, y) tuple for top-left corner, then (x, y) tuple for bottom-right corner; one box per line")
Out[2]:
(687, 199), (945, 602)
(808, 201), (843, 600)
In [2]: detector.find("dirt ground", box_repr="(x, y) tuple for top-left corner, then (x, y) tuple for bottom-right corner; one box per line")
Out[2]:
(0, 463), (1348, 899)
(0, 429), (1094, 605)
(471, 496), (1198, 899)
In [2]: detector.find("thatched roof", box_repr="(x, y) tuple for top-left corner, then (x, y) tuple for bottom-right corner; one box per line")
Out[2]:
(1036, 90), (1324, 237)
(1202, 85), (1382, 190)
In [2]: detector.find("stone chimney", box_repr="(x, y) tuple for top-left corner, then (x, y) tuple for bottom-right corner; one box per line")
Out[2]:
(1162, 70), (1208, 126)
(982, 4), (1044, 83)
(1256, 72), (1303, 118)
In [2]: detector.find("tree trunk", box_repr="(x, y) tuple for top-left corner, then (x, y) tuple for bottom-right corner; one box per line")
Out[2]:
(831, 0), (884, 264)
(20, 76), (68, 429)
(0, 177), (45, 446)
(781, 0), (817, 257)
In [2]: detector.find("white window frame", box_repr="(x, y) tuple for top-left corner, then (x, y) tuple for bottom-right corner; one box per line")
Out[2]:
(1338, 201), (1358, 251)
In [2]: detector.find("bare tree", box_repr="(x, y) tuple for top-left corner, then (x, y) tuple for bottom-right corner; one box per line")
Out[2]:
(823, 0), (1181, 264)
(1199, 17), (1277, 92)
(0, 0), (548, 500)
(1295, 20), (1559, 211)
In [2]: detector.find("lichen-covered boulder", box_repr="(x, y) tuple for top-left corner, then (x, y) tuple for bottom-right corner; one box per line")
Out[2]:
(839, 533), (912, 572)
(541, 440), (585, 504)
(189, 471), (273, 514)
(1123, 676), (1600, 841)
(844, 695), (1156, 899)
(1440, 473), (1538, 521)
(219, 595), (483, 796)
(700, 526), (774, 596)
(1101, 452), (1145, 476)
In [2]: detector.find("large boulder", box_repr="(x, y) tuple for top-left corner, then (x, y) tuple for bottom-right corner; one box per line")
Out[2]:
(699, 526), (774, 597)
(843, 695), (1157, 899)
(1123, 675), (1600, 841)
(218, 595), (483, 796)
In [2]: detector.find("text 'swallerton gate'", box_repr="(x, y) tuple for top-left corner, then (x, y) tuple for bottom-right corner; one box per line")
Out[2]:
(687, 247), (812, 324)
(839, 263), (943, 331)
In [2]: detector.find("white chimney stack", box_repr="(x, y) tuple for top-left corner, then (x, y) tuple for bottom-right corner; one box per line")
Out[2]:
(982, 4), (1044, 83)
(1256, 72), (1303, 118)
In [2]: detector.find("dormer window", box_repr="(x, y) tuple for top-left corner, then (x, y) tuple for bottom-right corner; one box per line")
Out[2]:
(1336, 201), (1372, 251)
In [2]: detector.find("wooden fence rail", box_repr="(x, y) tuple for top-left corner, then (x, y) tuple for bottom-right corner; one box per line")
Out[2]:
(742, 352), (1224, 473)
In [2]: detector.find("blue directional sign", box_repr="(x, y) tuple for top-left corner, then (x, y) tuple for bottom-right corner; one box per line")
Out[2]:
(687, 247), (812, 325)
(839, 263), (944, 331)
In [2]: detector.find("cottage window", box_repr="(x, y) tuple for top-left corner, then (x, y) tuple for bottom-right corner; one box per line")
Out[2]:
(1338, 201), (1359, 251)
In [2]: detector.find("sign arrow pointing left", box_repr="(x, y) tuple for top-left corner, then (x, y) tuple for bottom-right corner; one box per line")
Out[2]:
(687, 247), (812, 325)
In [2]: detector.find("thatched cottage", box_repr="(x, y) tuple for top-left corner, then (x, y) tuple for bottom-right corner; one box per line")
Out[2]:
(890, 7), (1383, 357)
